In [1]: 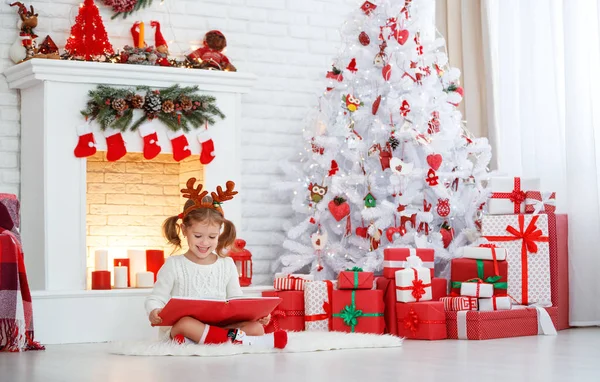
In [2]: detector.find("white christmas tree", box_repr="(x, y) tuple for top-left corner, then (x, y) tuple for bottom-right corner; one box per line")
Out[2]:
(275, 0), (492, 280)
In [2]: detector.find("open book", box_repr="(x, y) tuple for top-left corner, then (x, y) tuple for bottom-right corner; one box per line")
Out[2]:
(157, 296), (282, 327)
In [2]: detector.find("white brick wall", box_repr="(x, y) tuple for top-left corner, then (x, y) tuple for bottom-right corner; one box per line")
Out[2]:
(0, 0), (356, 285)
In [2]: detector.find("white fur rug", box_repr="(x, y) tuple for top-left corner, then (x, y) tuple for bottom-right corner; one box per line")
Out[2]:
(109, 331), (403, 357)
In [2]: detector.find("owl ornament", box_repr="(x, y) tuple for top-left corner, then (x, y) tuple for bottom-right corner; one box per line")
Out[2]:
(308, 183), (328, 203)
(343, 94), (363, 112)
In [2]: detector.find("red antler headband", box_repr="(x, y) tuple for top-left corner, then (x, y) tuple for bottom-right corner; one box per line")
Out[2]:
(178, 178), (238, 219)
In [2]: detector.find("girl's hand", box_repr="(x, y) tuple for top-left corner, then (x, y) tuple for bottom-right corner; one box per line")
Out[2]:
(149, 308), (163, 325)
(257, 314), (271, 326)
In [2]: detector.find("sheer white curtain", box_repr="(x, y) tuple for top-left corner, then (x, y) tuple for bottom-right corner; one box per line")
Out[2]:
(486, 0), (600, 325)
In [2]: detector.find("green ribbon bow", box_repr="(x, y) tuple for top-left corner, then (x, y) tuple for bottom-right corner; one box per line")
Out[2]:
(345, 267), (364, 288)
(332, 290), (384, 332)
(451, 259), (507, 290)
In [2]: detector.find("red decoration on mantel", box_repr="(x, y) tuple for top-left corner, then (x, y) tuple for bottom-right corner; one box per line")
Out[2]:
(91, 270), (111, 290)
(231, 239), (252, 286)
(146, 249), (165, 282)
(65, 0), (114, 61)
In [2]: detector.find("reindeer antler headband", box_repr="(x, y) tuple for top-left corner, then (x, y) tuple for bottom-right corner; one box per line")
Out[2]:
(178, 178), (238, 219)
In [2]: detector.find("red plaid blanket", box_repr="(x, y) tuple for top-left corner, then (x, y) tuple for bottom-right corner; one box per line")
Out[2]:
(0, 229), (44, 352)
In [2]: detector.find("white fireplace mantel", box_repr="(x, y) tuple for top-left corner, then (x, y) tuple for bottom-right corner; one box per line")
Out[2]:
(3, 60), (257, 344)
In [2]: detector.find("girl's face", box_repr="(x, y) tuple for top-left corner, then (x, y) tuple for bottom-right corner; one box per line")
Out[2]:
(182, 221), (221, 262)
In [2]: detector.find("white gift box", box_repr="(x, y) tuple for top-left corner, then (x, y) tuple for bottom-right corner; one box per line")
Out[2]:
(460, 282), (494, 298)
(395, 267), (432, 303)
(478, 296), (512, 311)
(463, 246), (508, 261)
(487, 177), (540, 215)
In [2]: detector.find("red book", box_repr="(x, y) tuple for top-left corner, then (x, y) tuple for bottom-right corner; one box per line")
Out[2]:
(157, 297), (282, 327)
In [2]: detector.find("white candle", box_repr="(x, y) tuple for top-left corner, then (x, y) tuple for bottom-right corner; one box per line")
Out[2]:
(94, 250), (109, 271)
(114, 263), (128, 289)
(136, 271), (154, 288)
(128, 249), (146, 288)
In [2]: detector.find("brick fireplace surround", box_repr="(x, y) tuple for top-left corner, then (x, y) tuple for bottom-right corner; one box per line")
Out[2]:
(3, 59), (262, 344)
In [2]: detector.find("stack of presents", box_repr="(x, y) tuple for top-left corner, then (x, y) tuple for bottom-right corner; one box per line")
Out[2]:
(263, 177), (569, 340)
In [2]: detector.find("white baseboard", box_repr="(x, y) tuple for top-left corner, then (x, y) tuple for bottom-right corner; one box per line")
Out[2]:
(31, 286), (273, 345)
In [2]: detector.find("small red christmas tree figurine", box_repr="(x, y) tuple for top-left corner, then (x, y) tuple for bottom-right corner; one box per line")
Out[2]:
(65, 0), (113, 60)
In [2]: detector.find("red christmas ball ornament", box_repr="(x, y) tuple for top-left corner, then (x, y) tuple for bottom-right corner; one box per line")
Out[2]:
(359, 31), (370, 46)
(372, 95), (382, 115)
(382, 64), (392, 81)
(437, 198), (451, 217)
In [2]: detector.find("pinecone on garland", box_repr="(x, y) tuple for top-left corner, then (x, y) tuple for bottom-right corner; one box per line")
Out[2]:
(112, 98), (128, 113)
(110, 0), (137, 13)
(131, 94), (145, 109)
(180, 97), (193, 112)
(162, 100), (175, 114)
(145, 93), (162, 115)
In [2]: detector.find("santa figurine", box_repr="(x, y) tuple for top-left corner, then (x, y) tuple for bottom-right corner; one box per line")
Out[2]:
(186, 30), (237, 72)
(151, 21), (170, 66)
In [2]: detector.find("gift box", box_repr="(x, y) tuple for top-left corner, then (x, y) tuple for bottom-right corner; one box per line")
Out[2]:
(450, 258), (508, 296)
(431, 278), (448, 301)
(487, 177), (540, 215)
(332, 289), (385, 334)
(446, 306), (558, 340)
(478, 296), (512, 311)
(261, 291), (305, 333)
(273, 273), (314, 291)
(440, 296), (478, 311)
(337, 267), (374, 290)
(375, 277), (398, 335)
(551, 214), (569, 330)
(383, 248), (434, 279)
(460, 282), (494, 298)
(396, 301), (447, 340)
(463, 245), (507, 261)
(482, 214), (551, 305)
(525, 191), (556, 214)
(304, 280), (333, 331)
(395, 268), (432, 303)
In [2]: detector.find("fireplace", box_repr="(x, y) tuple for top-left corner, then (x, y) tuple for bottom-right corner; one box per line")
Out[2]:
(3, 59), (259, 343)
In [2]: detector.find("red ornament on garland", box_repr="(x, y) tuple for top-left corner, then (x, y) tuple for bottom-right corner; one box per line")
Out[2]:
(65, 0), (114, 61)
(437, 199), (451, 217)
(328, 197), (351, 221)
(359, 31), (370, 46)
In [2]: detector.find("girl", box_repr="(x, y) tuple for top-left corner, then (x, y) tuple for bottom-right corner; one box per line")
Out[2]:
(145, 178), (287, 349)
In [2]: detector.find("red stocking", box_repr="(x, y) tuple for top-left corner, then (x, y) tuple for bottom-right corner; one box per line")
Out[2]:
(139, 125), (161, 160)
(74, 123), (97, 158)
(197, 129), (215, 165)
(104, 130), (127, 162)
(167, 130), (192, 162)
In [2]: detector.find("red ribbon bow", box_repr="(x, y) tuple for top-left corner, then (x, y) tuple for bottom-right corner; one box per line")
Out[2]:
(403, 308), (420, 334)
(483, 215), (549, 305)
(491, 177), (527, 213)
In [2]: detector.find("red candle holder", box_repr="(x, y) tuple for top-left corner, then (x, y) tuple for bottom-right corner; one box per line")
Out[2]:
(231, 239), (252, 287)
(146, 249), (165, 282)
(113, 258), (130, 287)
(91, 271), (111, 290)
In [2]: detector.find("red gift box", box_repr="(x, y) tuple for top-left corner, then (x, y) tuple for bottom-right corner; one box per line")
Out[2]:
(261, 290), (305, 333)
(450, 258), (508, 296)
(396, 301), (447, 340)
(375, 277), (398, 336)
(446, 307), (558, 340)
(383, 248), (434, 279)
(550, 214), (570, 330)
(431, 278), (448, 301)
(338, 268), (374, 290)
(332, 289), (385, 334)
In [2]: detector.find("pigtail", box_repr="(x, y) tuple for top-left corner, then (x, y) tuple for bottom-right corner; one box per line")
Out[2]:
(162, 215), (182, 249)
(216, 218), (237, 257)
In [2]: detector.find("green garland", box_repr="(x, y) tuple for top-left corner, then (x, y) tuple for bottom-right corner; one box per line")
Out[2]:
(111, 0), (157, 20)
(80, 84), (225, 132)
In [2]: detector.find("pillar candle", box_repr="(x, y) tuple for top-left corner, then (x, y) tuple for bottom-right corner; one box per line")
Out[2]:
(128, 249), (146, 288)
(146, 249), (165, 282)
(91, 271), (111, 290)
(138, 22), (145, 48)
(136, 271), (154, 288)
(113, 258), (130, 287)
(114, 264), (128, 289)
(94, 250), (109, 271)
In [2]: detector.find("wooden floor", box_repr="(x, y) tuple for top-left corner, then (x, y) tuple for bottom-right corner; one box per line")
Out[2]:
(1, 328), (599, 381)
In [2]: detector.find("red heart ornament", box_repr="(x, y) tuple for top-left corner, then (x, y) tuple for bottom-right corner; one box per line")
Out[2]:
(395, 29), (409, 45)
(356, 227), (368, 238)
(427, 154), (443, 171)
(372, 95), (381, 115)
(328, 199), (350, 221)
(382, 64), (392, 81)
